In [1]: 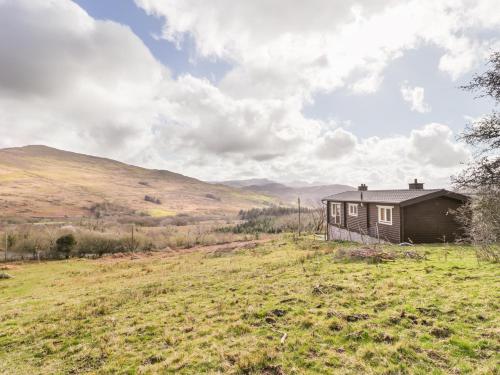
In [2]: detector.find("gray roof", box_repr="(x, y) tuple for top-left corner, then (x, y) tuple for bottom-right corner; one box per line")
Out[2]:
(322, 189), (468, 206)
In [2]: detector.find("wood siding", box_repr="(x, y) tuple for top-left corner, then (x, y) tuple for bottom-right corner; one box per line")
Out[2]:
(368, 204), (401, 243)
(328, 201), (370, 233)
(402, 197), (463, 243)
(345, 203), (368, 234)
(326, 195), (465, 244)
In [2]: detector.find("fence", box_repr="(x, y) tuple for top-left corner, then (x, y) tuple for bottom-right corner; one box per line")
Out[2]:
(327, 225), (387, 244)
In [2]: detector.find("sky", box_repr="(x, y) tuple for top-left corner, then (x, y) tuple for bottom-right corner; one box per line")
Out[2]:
(0, 0), (499, 188)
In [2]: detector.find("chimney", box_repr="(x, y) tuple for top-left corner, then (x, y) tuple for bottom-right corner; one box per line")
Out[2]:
(358, 183), (368, 191)
(409, 178), (424, 190)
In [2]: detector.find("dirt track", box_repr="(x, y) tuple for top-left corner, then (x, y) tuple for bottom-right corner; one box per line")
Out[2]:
(97, 238), (271, 263)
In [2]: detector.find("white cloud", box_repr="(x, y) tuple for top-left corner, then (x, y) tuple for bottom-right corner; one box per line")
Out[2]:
(401, 82), (431, 113)
(317, 128), (357, 159)
(137, 0), (500, 99)
(0, 0), (168, 157)
(0, 0), (480, 189)
(407, 123), (470, 167)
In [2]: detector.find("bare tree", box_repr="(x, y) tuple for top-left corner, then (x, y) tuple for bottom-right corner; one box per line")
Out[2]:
(454, 51), (500, 261)
(309, 204), (326, 235)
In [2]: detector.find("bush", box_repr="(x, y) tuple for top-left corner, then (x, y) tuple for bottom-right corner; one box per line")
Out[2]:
(144, 195), (161, 205)
(76, 233), (122, 256)
(205, 193), (221, 201)
(219, 209), (316, 234)
(238, 206), (310, 220)
(56, 234), (76, 259)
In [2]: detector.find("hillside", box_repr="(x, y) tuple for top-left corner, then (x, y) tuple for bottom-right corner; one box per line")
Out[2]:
(214, 178), (276, 188)
(216, 179), (354, 206)
(0, 146), (275, 218)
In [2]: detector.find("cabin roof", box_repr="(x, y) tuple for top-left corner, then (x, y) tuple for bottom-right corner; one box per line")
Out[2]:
(322, 189), (468, 207)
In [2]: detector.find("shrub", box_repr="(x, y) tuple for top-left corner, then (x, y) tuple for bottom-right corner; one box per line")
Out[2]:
(89, 202), (134, 218)
(205, 193), (221, 201)
(219, 210), (316, 235)
(238, 206), (310, 220)
(56, 234), (76, 259)
(144, 195), (161, 205)
(75, 233), (122, 256)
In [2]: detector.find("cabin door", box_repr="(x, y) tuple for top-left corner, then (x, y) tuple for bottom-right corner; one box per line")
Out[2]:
(331, 203), (341, 225)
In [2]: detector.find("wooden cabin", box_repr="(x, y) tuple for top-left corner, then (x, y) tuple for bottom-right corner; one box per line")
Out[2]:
(322, 179), (469, 244)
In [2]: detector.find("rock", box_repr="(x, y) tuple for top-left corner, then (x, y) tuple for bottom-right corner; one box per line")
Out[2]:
(265, 316), (277, 324)
(344, 313), (369, 322)
(430, 327), (452, 338)
(271, 309), (286, 317)
(144, 354), (164, 365)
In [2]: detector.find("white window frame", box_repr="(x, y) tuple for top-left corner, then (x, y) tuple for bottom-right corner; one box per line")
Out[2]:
(348, 203), (358, 217)
(330, 203), (341, 225)
(377, 205), (393, 225)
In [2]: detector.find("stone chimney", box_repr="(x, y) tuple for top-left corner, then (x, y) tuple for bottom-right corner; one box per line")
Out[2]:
(358, 183), (368, 191)
(409, 178), (424, 190)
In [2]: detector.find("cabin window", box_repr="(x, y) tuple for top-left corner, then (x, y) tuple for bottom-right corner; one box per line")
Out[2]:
(377, 205), (393, 225)
(348, 203), (358, 217)
(330, 203), (341, 224)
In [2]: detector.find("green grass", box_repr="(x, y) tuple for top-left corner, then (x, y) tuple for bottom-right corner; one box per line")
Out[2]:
(147, 208), (176, 217)
(0, 238), (498, 374)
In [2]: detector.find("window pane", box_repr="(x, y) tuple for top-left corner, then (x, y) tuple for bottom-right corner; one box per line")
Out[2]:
(380, 208), (385, 221)
(387, 209), (391, 222)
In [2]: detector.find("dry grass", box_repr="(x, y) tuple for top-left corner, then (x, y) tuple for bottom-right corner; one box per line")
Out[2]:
(0, 237), (498, 374)
(0, 223), (262, 261)
(0, 145), (276, 218)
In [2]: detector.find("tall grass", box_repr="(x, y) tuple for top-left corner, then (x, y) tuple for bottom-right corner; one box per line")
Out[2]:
(1, 222), (258, 261)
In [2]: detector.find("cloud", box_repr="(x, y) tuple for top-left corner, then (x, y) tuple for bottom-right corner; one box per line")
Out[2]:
(401, 82), (431, 113)
(0, 0), (480, 189)
(408, 123), (470, 167)
(0, 0), (167, 157)
(137, 0), (500, 100)
(317, 128), (357, 159)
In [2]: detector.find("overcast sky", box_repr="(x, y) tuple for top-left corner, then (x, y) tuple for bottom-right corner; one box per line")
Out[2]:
(0, 0), (499, 188)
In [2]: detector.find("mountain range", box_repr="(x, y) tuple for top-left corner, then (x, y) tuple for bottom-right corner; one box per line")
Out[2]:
(0, 145), (353, 218)
(215, 180), (354, 206)
(0, 146), (275, 218)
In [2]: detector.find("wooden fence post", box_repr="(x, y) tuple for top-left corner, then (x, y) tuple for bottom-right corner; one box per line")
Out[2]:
(4, 231), (7, 262)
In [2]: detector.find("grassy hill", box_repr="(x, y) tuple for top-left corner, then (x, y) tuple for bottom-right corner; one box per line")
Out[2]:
(0, 238), (497, 374)
(0, 145), (275, 219)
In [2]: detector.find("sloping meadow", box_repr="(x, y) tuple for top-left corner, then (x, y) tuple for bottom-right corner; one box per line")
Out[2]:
(0, 238), (498, 374)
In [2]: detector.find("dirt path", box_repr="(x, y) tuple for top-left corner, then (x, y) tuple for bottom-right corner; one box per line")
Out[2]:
(97, 238), (272, 263)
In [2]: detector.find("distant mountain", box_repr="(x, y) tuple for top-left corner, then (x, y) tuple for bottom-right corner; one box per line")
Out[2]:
(217, 179), (355, 206)
(284, 180), (330, 188)
(213, 178), (276, 188)
(0, 146), (276, 218)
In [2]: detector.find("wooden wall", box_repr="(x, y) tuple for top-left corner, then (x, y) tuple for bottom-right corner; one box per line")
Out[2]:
(368, 204), (401, 243)
(402, 197), (463, 243)
(326, 196), (465, 244)
(345, 203), (368, 234)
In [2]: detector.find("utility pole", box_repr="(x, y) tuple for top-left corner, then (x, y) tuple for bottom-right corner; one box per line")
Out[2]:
(131, 224), (135, 253)
(4, 231), (8, 262)
(298, 197), (301, 237)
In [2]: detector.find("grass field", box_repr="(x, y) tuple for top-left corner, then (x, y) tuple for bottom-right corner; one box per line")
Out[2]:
(0, 238), (498, 374)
